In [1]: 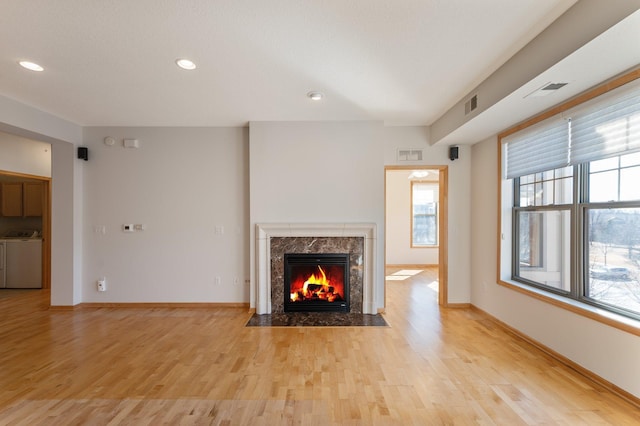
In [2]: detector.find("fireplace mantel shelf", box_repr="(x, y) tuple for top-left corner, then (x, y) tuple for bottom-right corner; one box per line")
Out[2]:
(255, 223), (376, 315)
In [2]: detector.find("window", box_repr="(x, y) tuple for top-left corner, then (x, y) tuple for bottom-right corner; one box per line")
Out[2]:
(586, 206), (640, 314)
(514, 168), (572, 292)
(412, 182), (438, 246)
(500, 73), (640, 322)
(585, 153), (640, 315)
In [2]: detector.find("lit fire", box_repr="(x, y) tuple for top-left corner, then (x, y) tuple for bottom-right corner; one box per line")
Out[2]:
(290, 265), (343, 303)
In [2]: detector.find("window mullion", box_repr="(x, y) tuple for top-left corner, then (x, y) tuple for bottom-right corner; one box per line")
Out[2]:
(573, 164), (587, 300)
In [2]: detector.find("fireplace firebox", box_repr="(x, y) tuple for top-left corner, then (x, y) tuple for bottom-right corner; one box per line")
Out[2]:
(284, 253), (350, 312)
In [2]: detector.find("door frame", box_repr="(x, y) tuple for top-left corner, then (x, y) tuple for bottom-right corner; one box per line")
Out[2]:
(384, 165), (449, 307)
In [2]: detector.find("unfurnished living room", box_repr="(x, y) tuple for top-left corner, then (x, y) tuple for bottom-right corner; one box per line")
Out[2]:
(1, 0), (640, 424)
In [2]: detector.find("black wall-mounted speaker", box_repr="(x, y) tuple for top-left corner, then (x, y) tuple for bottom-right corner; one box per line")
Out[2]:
(449, 146), (459, 161)
(78, 146), (89, 161)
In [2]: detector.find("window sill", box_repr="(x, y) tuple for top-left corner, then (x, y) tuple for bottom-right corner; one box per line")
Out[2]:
(498, 278), (640, 337)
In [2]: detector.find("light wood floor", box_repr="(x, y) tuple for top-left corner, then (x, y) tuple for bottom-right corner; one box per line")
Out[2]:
(0, 268), (638, 425)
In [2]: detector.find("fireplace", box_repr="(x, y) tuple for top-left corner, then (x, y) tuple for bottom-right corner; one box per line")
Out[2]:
(284, 253), (349, 312)
(255, 223), (377, 315)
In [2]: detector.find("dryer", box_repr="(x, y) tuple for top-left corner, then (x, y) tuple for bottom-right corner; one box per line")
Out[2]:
(5, 239), (42, 288)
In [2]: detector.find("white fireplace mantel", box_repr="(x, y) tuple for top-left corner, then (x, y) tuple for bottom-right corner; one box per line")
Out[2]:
(255, 223), (376, 314)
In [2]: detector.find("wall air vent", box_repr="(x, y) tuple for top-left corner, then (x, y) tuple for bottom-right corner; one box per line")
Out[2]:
(525, 82), (569, 98)
(464, 94), (478, 115)
(397, 149), (423, 162)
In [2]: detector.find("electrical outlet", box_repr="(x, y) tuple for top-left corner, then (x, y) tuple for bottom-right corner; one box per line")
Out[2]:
(215, 276), (221, 285)
(97, 278), (106, 292)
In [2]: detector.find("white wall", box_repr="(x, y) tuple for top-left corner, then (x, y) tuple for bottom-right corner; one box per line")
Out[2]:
(470, 135), (640, 398)
(81, 127), (249, 303)
(0, 132), (51, 177)
(249, 121), (386, 310)
(385, 169), (438, 265)
(0, 102), (472, 309)
(0, 95), (82, 145)
(249, 123), (472, 308)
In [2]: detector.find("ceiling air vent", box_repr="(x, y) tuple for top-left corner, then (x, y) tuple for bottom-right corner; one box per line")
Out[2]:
(542, 82), (568, 91)
(525, 82), (569, 98)
(464, 94), (478, 115)
(397, 149), (423, 162)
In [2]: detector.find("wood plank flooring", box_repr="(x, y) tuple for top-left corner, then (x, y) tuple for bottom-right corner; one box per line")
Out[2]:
(0, 268), (638, 425)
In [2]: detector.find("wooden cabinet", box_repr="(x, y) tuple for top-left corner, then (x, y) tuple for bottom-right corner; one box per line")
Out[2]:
(1, 182), (43, 217)
(1, 183), (23, 216)
(23, 182), (44, 217)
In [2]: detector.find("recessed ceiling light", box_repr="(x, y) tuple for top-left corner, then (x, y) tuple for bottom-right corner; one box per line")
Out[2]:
(408, 170), (430, 179)
(175, 58), (196, 70)
(19, 61), (44, 72)
(307, 91), (324, 101)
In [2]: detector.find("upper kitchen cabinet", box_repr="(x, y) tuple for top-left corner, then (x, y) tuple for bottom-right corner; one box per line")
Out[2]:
(1, 182), (22, 216)
(23, 182), (43, 216)
(1, 182), (43, 217)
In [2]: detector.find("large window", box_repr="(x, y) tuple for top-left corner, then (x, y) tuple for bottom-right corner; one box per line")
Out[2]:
(412, 182), (438, 246)
(500, 73), (640, 321)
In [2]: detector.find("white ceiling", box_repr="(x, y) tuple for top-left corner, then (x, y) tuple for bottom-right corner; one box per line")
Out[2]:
(0, 0), (579, 128)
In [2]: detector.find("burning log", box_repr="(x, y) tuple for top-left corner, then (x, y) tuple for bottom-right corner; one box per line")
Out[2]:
(306, 284), (324, 293)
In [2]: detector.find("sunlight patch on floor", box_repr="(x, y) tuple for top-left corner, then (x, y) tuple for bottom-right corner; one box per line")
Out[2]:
(393, 270), (423, 276)
(385, 276), (410, 281)
(427, 281), (439, 293)
(385, 269), (424, 281)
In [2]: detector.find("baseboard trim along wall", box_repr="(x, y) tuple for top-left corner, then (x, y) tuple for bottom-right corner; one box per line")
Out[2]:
(445, 303), (472, 309)
(51, 302), (251, 310)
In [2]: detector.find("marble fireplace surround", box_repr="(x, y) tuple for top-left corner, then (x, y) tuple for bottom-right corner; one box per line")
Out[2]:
(255, 223), (376, 315)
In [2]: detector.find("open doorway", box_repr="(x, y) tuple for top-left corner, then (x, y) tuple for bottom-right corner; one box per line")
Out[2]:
(0, 131), (52, 295)
(0, 171), (51, 292)
(384, 166), (448, 307)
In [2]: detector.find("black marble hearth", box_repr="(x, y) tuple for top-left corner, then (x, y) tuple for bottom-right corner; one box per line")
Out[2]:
(245, 312), (388, 327)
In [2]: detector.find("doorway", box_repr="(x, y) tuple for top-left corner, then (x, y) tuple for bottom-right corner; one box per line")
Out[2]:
(384, 166), (448, 307)
(0, 171), (51, 292)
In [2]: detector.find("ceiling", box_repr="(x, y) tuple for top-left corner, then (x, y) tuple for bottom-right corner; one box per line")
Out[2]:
(0, 0), (579, 129)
